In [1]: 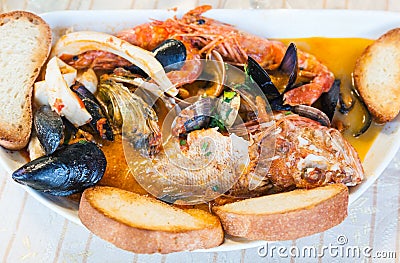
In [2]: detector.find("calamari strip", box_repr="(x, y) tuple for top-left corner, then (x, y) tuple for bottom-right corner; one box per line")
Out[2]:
(51, 31), (177, 96)
(45, 57), (92, 126)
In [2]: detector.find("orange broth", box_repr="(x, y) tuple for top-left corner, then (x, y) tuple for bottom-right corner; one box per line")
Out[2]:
(281, 37), (381, 161)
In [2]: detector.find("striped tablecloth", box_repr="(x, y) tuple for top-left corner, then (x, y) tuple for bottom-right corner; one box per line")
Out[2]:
(0, 1), (399, 262)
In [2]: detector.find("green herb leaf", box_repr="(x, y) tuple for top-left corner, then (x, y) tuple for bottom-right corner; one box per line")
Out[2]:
(180, 139), (187, 146)
(223, 91), (236, 102)
(209, 118), (226, 132)
(201, 141), (209, 151)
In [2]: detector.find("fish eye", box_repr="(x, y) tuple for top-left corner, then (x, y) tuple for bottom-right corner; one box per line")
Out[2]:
(197, 19), (205, 25)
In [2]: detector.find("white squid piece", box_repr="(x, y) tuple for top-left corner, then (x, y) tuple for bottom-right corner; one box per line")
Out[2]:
(45, 57), (92, 126)
(76, 68), (98, 94)
(34, 60), (77, 106)
(50, 31), (178, 96)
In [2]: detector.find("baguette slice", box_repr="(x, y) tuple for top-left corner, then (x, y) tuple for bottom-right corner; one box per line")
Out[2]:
(354, 28), (400, 123)
(213, 184), (348, 241)
(0, 11), (52, 150)
(79, 186), (224, 254)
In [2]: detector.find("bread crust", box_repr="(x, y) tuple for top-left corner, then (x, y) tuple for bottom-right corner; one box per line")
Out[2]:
(79, 187), (224, 254)
(213, 184), (348, 241)
(0, 11), (52, 150)
(354, 28), (400, 123)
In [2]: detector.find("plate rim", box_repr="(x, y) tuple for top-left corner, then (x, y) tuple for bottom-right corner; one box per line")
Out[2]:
(2, 7), (400, 252)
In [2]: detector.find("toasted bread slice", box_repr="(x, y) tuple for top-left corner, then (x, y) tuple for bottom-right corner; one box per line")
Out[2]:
(79, 186), (224, 254)
(0, 11), (52, 150)
(213, 184), (348, 241)
(354, 28), (400, 123)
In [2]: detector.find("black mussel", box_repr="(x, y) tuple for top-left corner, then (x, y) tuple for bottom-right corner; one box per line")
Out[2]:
(245, 45), (336, 127)
(125, 39), (187, 75)
(276, 42), (298, 93)
(339, 87), (356, 114)
(71, 82), (114, 141)
(246, 43), (298, 95)
(269, 96), (292, 111)
(184, 115), (211, 134)
(62, 117), (78, 144)
(312, 79), (340, 121)
(292, 105), (331, 127)
(12, 141), (106, 196)
(172, 96), (238, 136)
(339, 85), (372, 137)
(152, 39), (187, 71)
(245, 57), (291, 111)
(353, 92), (372, 137)
(354, 109), (372, 137)
(173, 97), (213, 136)
(34, 105), (64, 155)
(245, 43), (298, 103)
(245, 56), (280, 101)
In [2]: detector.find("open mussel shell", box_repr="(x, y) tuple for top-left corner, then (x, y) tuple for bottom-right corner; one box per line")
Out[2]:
(176, 96), (213, 135)
(34, 105), (64, 155)
(245, 45), (338, 128)
(12, 141), (106, 196)
(279, 43), (298, 93)
(245, 43), (299, 102)
(338, 84), (372, 137)
(71, 82), (114, 141)
(312, 79), (340, 121)
(171, 94), (241, 136)
(245, 56), (280, 101)
(292, 105), (331, 127)
(125, 39), (187, 76)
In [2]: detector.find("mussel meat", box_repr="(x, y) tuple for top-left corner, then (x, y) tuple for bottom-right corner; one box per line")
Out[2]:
(34, 105), (64, 155)
(12, 141), (106, 196)
(337, 84), (372, 137)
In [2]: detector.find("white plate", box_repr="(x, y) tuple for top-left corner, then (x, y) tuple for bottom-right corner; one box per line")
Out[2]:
(2, 8), (400, 252)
